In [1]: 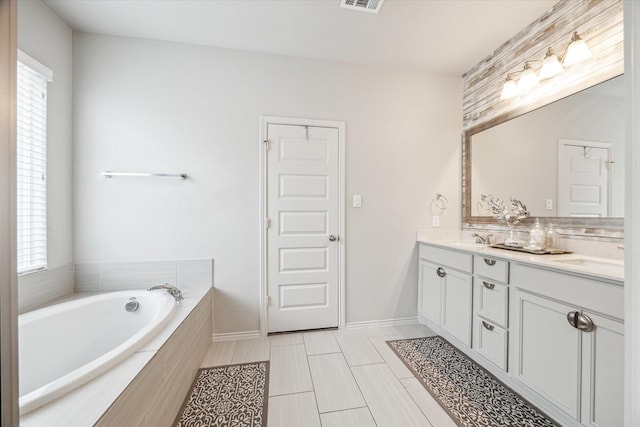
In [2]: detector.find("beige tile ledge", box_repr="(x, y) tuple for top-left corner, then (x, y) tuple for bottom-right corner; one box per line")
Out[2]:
(417, 229), (624, 283)
(20, 283), (212, 426)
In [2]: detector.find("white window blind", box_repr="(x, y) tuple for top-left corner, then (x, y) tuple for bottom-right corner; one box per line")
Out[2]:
(17, 51), (52, 275)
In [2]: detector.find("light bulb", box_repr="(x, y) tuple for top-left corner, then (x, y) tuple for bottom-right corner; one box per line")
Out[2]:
(563, 32), (592, 66)
(539, 48), (563, 80)
(500, 78), (518, 100)
(517, 64), (539, 93)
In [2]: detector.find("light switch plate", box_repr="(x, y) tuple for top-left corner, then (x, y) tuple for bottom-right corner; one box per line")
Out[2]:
(432, 215), (440, 227)
(353, 194), (362, 208)
(546, 199), (553, 210)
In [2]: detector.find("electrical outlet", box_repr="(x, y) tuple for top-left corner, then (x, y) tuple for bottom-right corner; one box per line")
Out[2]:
(546, 199), (553, 210)
(432, 215), (440, 227)
(353, 194), (362, 208)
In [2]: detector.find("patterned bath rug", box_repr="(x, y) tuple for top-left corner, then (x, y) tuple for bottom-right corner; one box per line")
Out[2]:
(174, 361), (269, 427)
(387, 336), (558, 427)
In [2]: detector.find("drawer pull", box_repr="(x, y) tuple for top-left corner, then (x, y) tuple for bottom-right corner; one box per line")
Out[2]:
(567, 311), (579, 328)
(482, 281), (495, 290)
(436, 267), (446, 278)
(482, 321), (495, 331)
(567, 311), (595, 332)
(577, 313), (594, 332)
(483, 258), (497, 266)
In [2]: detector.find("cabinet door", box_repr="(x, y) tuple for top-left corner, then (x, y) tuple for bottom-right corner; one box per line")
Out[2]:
(581, 312), (624, 427)
(418, 260), (441, 325)
(512, 290), (582, 419)
(441, 268), (473, 346)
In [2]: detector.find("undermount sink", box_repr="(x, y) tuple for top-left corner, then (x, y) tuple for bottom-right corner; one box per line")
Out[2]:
(551, 258), (624, 276)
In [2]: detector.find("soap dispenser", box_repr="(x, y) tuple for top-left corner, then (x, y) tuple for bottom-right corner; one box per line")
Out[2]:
(528, 218), (545, 250)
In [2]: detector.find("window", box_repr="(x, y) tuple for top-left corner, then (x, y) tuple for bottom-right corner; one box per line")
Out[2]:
(16, 51), (52, 275)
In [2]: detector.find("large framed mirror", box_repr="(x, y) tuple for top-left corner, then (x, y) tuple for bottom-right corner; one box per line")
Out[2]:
(462, 74), (624, 239)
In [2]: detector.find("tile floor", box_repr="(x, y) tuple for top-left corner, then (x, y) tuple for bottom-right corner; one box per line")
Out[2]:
(200, 324), (457, 427)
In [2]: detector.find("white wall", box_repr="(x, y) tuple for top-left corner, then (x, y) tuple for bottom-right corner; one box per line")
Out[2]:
(17, 0), (74, 312)
(72, 33), (462, 334)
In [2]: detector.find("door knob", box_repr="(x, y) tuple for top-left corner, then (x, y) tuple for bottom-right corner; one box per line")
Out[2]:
(329, 235), (338, 242)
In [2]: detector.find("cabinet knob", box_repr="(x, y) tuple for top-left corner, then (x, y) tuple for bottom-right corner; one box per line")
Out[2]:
(436, 267), (446, 278)
(483, 258), (497, 266)
(482, 281), (495, 290)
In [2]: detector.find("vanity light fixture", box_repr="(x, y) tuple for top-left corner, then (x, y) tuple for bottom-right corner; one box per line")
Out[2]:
(562, 31), (593, 66)
(500, 31), (592, 101)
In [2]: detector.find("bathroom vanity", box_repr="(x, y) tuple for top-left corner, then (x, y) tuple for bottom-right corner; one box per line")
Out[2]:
(417, 237), (623, 427)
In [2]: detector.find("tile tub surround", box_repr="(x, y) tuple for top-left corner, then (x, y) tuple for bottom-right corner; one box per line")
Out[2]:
(18, 263), (75, 314)
(20, 285), (213, 426)
(74, 259), (214, 292)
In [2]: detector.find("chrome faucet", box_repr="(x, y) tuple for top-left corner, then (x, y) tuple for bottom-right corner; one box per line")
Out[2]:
(147, 283), (183, 301)
(472, 233), (493, 245)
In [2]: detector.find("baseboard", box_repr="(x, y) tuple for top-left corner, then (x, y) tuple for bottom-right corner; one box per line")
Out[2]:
(213, 317), (419, 339)
(345, 316), (418, 330)
(213, 330), (262, 341)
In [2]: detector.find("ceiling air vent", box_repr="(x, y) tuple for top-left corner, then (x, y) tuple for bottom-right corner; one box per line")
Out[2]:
(340, 0), (385, 14)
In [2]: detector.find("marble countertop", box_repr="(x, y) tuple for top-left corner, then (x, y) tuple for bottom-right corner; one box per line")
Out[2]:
(417, 229), (624, 283)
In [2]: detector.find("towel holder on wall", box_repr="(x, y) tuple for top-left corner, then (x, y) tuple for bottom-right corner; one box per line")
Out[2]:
(102, 171), (188, 180)
(430, 193), (448, 215)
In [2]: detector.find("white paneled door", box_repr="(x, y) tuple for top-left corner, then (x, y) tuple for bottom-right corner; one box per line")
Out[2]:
(558, 139), (611, 217)
(266, 123), (340, 333)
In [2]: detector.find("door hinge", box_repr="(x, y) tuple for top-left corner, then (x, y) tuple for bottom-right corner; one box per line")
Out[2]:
(263, 139), (270, 151)
(265, 218), (271, 229)
(267, 296), (272, 307)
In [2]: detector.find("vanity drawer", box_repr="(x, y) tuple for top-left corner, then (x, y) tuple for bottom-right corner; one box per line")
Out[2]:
(473, 316), (507, 371)
(419, 244), (472, 273)
(511, 263), (624, 320)
(475, 279), (508, 328)
(474, 256), (509, 283)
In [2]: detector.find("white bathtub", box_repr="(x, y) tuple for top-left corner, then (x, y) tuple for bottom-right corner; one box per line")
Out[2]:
(19, 290), (176, 415)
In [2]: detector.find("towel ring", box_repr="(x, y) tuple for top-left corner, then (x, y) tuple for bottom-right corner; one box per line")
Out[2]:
(430, 193), (448, 215)
(477, 193), (493, 213)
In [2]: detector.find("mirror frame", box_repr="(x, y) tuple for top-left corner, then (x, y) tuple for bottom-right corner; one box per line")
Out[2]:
(461, 115), (624, 239)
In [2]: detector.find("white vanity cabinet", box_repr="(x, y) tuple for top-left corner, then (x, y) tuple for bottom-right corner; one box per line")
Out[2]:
(417, 240), (624, 427)
(418, 244), (473, 346)
(511, 263), (624, 427)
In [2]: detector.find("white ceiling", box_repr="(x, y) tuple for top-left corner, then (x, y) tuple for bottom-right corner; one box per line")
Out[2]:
(42, 0), (558, 76)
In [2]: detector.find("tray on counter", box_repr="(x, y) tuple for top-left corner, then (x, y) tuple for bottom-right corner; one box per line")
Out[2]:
(489, 243), (572, 255)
